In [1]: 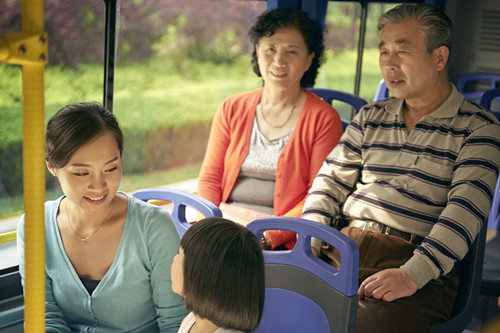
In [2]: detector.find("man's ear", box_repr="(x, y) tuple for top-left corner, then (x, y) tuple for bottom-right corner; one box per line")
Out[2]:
(434, 45), (449, 71)
(46, 160), (57, 177)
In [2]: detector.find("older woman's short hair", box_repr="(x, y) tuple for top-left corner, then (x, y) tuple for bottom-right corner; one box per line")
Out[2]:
(378, 3), (453, 56)
(249, 8), (324, 87)
(180, 217), (265, 332)
(45, 102), (123, 168)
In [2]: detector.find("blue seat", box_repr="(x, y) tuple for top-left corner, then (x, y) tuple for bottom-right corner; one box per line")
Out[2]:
(373, 79), (389, 101)
(308, 88), (368, 130)
(247, 217), (359, 333)
(479, 175), (500, 323)
(468, 85), (500, 323)
(477, 96), (500, 321)
(486, 176), (500, 231)
(431, 219), (488, 332)
(456, 73), (500, 102)
(479, 88), (500, 121)
(132, 188), (222, 236)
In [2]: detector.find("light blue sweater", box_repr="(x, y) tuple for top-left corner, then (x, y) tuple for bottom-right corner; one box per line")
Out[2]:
(17, 192), (188, 332)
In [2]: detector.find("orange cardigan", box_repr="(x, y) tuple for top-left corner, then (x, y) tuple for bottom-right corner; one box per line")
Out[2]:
(198, 88), (342, 217)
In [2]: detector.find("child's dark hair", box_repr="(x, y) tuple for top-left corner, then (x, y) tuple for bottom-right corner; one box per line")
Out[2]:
(45, 102), (123, 168)
(180, 217), (265, 332)
(249, 8), (324, 87)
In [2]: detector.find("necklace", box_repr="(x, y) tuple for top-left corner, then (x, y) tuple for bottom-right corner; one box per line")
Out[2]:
(258, 90), (302, 128)
(65, 197), (115, 242)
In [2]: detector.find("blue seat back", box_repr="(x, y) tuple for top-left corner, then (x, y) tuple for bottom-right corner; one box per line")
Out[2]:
(481, 174), (500, 302)
(132, 188), (222, 236)
(308, 88), (368, 130)
(475, 90), (500, 318)
(247, 217), (359, 333)
(373, 79), (389, 101)
(487, 175), (500, 231)
(457, 73), (500, 102)
(479, 88), (500, 121)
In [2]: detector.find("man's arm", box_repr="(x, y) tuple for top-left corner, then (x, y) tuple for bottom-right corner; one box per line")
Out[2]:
(366, 122), (500, 301)
(400, 123), (500, 290)
(302, 118), (365, 251)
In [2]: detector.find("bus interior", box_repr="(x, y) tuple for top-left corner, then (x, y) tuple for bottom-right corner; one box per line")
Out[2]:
(1, 0), (499, 332)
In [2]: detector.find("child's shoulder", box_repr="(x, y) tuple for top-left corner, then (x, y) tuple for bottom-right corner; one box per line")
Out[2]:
(177, 312), (196, 333)
(215, 327), (247, 333)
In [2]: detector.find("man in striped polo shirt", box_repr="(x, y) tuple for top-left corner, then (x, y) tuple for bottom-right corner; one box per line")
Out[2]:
(302, 3), (500, 332)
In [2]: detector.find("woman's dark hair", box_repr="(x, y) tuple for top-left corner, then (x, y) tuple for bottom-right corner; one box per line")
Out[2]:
(249, 8), (324, 87)
(45, 102), (123, 168)
(180, 217), (265, 332)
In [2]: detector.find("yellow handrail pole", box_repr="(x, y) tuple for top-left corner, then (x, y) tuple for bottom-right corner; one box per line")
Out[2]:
(21, 0), (46, 331)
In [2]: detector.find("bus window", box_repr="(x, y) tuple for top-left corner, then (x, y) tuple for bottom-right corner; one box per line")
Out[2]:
(113, 0), (266, 189)
(0, 0), (268, 271)
(316, 1), (398, 121)
(0, 0), (25, 271)
(0, 0), (106, 270)
(1, 0), (405, 272)
(358, 2), (398, 103)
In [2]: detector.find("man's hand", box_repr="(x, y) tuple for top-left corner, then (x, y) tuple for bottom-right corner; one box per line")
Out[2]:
(260, 232), (272, 250)
(358, 268), (418, 302)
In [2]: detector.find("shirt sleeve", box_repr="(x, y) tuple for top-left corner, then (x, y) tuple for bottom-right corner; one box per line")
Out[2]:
(301, 115), (365, 251)
(145, 206), (188, 332)
(402, 123), (500, 288)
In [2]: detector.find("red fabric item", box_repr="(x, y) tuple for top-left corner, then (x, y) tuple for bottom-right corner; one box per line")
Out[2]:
(266, 229), (297, 250)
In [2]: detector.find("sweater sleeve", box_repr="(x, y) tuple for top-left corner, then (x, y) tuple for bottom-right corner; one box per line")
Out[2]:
(197, 101), (231, 206)
(17, 212), (70, 333)
(267, 93), (342, 247)
(304, 102), (343, 192)
(146, 206), (188, 332)
(279, 101), (343, 226)
(275, 93), (343, 216)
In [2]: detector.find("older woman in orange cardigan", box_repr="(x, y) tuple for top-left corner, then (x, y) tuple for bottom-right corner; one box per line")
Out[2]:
(198, 8), (342, 249)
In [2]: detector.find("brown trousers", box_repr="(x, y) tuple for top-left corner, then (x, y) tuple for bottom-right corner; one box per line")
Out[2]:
(320, 227), (459, 333)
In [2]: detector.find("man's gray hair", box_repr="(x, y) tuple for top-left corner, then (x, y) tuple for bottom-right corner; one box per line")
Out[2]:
(378, 3), (453, 55)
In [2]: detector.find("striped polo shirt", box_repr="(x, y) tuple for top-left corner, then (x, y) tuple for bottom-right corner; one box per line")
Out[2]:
(302, 84), (500, 288)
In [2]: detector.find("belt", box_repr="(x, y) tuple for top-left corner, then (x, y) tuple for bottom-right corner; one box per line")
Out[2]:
(346, 218), (424, 245)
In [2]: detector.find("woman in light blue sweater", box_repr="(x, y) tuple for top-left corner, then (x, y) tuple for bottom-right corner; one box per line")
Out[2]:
(17, 103), (187, 332)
